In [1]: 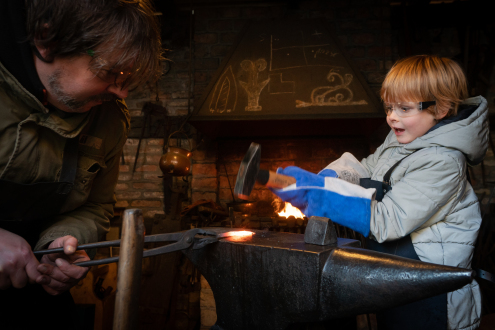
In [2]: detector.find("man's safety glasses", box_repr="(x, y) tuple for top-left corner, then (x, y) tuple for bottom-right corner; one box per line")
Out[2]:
(94, 68), (132, 89)
(384, 101), (436, 118)
(87, 49), (132, 89)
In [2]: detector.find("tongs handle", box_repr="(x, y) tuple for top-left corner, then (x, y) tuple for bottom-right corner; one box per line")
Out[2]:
(33, 232), (186, 257)
(34, 239), (122, 256)
(33, 229), (217, 267)
(33, 239), (123, 267)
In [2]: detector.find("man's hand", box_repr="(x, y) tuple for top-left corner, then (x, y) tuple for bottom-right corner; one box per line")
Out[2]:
(0, 228), (50, 289)
(38, 235), (90, 295)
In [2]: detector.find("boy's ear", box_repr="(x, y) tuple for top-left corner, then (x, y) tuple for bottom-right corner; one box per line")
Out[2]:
(435, 108), (449, 120)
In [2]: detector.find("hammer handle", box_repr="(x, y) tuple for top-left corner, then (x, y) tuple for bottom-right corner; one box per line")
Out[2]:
(258, 169), (296, 189)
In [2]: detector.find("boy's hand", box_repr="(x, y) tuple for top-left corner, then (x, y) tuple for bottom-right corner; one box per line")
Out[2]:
(269, 166), (374, 237)
(37, 235), (90, 295)
(270, 166), (327, 212)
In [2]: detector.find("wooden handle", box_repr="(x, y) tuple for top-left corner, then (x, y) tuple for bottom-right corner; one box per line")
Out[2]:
(265, 171), (297, 189)
(113, 209), (145, 330)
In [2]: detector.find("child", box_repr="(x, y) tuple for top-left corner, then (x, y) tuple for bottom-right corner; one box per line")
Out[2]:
(272, 55), (487, 330)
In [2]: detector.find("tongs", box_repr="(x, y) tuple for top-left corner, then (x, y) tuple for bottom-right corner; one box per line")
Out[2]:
(34, 228), (219, 267)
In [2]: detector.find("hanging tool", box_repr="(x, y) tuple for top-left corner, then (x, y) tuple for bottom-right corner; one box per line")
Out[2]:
(34, 228), (225, 267)
(133, 102), (152, 173)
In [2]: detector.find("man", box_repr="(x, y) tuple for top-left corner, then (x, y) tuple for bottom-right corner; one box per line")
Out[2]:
(0, 0), (162, 327)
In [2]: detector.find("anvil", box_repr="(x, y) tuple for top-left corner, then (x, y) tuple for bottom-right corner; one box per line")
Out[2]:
(183, 228), (473, 330)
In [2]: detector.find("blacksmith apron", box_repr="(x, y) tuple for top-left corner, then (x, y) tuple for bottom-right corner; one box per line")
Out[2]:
(360, 151), (448, 330)
(0, 137), (79, 330)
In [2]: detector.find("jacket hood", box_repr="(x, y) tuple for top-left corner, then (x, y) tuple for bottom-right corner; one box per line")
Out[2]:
(383, 96), (489, 166)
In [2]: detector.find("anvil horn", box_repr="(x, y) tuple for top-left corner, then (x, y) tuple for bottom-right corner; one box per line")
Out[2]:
(320, 247), (474, 319)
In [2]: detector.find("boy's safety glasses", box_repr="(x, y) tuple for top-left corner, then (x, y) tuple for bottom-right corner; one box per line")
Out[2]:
(384, 101), (436, 118)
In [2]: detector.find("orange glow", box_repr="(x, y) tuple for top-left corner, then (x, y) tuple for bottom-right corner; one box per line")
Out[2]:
(227, 231), (254, 237)
(278, 202), (305, 219)
(221, 230), (254, 242)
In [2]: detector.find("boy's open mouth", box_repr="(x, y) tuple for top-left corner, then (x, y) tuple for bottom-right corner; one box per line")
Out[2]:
(393, 127), (405, 134)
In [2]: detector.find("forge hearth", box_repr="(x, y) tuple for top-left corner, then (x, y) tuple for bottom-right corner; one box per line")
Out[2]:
(184, 228), (473, 330)
(232, 214), (308, 233)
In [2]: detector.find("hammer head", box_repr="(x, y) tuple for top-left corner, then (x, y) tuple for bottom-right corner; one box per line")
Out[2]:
(234, 143), (261, 200)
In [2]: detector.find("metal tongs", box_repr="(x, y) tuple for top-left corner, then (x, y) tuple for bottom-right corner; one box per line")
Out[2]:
(34, 228), (219, 267)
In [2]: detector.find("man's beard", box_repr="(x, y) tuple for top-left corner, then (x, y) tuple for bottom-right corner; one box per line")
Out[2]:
(48, 70), (117, 113)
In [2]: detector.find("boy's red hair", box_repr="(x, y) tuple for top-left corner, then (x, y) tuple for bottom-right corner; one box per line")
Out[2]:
(381, 55), (468, 117)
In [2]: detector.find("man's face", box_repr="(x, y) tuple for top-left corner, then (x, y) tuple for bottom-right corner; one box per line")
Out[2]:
(35, 50), (129, 113)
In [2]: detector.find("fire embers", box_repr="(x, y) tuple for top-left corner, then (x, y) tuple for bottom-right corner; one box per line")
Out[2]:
(277, 202), (305, 218)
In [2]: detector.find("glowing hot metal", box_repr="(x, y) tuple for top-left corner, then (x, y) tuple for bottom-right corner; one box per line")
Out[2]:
(215, 230), (255, 242)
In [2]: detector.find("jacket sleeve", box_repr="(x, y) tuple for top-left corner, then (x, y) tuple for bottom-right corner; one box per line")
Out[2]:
(34, 102), (130, 252)
(370, 150), (461, 242)
(34, 147), (125, 251)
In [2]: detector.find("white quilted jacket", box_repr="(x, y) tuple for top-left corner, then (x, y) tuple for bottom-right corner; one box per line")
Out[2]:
(329, 96), (488, 330)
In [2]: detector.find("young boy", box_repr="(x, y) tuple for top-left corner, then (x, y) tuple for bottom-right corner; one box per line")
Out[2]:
(272, 55), (487, 330)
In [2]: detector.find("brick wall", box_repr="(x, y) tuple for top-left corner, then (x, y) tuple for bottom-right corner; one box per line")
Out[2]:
(191, 147), (218, 204)
(115, 138), (165, 219)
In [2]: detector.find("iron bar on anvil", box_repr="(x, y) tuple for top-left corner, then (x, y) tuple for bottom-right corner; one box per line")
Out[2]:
(182, 227), (473, 330)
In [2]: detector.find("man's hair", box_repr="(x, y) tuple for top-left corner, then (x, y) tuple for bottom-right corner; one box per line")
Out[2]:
(24, 0), (163, 89)
(381, 55), (468, 117)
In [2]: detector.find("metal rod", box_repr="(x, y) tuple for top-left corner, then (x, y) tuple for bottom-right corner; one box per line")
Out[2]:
(74, 256), (120, 267)
(113, 209), (145, 330)
(224, 163), (236, 202)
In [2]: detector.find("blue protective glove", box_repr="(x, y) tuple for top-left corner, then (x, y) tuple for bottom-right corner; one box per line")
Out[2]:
(270, 166), (374, 237)
(269, 166), (337, 213)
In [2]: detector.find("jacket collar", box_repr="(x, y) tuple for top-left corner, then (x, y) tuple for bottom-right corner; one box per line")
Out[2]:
(0, 61), (93, 138)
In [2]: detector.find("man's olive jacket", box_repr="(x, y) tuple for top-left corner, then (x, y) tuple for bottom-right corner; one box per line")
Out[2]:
(0, 61), (130, 250)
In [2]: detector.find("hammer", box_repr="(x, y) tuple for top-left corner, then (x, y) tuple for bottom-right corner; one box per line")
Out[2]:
(234, 143), (296, 200)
